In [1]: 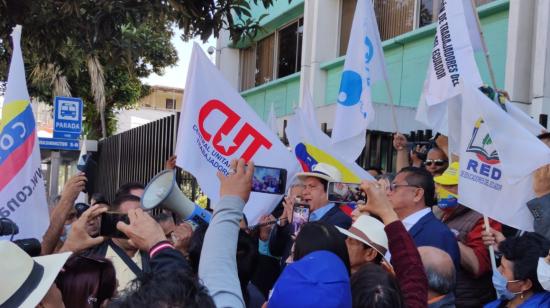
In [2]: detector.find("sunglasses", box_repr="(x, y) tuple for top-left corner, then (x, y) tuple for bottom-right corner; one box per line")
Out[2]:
(424, 159), (448, 167)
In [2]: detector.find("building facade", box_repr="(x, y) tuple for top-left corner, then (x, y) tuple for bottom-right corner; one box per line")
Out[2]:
(115, 85), (184, 134)
(215, 0), (550, 171)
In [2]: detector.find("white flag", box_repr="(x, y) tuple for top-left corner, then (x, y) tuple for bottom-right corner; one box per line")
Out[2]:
(175, 44), (299, 224)
(287, 92), (374, 183)
(458, 84), (550, 231)
(416, 0), (484, 133)
(267, 103), (278, 135)
(0, 26), (49, 240)
(331, 0), (388, 161)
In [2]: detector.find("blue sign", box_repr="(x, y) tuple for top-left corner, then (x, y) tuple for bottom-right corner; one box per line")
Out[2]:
(53, 96), (83, 139)
(39, 138), (80, 151)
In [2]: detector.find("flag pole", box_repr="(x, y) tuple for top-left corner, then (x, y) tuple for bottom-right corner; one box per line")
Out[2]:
(471, 0), (499, 271)
(470, 0), (498, 90)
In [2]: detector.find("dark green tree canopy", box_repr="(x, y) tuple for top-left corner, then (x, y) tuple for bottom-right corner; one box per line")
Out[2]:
(0, 0), (279, 137)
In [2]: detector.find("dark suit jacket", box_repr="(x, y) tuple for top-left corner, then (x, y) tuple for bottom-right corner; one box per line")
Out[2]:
(409, 211), (460, 268)
(268, 204), (352, 268)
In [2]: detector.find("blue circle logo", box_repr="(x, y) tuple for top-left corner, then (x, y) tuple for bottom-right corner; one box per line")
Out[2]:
(337, 70), (362, 106)
(364, 36), (374, 64)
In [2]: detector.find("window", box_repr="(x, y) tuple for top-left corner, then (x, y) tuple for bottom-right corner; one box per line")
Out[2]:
(165, 98), (175, 109)
(339, 0), (496, 50)
(256, 34), (275, 86)
(239, 17), (304, 90)
(419, 0), (496, 28)
(240, 47), (256, 91)
(277, 18), (303, 79)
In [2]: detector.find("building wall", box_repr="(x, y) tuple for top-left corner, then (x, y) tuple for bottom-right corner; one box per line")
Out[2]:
(138, 86), (184, 111)
(219, 0), (512, 134)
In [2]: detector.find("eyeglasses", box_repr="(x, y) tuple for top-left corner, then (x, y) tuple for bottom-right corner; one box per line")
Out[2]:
(389, 183), (421, 191)
(424, 159), (448, 167)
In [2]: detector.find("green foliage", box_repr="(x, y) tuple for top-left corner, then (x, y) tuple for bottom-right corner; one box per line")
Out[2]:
(0, 0), (284, 137)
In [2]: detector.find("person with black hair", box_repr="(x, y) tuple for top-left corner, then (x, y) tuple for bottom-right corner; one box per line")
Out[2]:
(387, 167), (459, 268)
(485, 232), (550, 307)
(293, 222), (351, 273)
(351, 263), (405, 308)
(86, 194), (150, 293)
(115, 182), (145, 199)
(111, 269), (215, 308)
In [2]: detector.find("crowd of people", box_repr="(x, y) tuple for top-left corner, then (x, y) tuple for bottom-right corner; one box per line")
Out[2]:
(2, 130), (550, 308)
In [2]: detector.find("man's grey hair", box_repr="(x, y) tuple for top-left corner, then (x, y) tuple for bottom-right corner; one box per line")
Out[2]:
(425, 264), (456, 295)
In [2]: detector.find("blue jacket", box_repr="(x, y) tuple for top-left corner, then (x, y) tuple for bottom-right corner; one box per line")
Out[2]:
(409, 211), (460, 268)
(484, 291), (550, 307)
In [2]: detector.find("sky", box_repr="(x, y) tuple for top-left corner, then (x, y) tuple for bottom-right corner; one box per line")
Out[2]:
(142, 28), (217, 89)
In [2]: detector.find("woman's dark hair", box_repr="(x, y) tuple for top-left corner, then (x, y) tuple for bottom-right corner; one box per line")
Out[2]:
(55, 254), (116, 308)
(293, 222), (351, 274)
(111, 269), (215, 308)
(351, 263), (405, 308)
(498, 232), (550, 293)
(187, 224), (209, 274)
(91, 192), (108, 206)
(237, 230), (259, 306)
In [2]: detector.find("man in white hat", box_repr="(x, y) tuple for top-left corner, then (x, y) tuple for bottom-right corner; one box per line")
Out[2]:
(336, 215), (389, 274)
(269, 163), (352, 267)
(0, 241), (71, 307)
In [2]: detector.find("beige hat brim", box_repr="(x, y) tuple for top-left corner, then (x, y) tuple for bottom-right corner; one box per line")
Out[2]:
(19, 251), (71, 307)
(295, 172), (334, 182)
(335, 226), (390, 265)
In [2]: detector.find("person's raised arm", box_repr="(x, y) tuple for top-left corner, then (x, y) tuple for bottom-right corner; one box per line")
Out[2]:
(393, 133), (410, 172)
(199, 159), (253, 308)
(41, 173), (86, 255)
(360, 180), (428, 308)
(58, 204), (107, 254)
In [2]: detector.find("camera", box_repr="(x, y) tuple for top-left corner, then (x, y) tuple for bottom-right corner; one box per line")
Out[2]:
(1, 218), (41, 257)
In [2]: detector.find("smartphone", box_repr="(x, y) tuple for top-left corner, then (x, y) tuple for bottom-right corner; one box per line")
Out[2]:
(327, 182), (366, 204)
(100, 212), (129, 239)
(251, 166), (287, 195)
(291, 203), (310, 236)
(77, 154), (97, 193)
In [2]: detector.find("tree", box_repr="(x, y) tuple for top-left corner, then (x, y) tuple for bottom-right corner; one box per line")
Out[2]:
(0, 0), (279, 138)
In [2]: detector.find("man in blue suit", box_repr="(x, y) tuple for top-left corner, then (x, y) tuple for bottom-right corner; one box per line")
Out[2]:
(388, 166), (460, 267)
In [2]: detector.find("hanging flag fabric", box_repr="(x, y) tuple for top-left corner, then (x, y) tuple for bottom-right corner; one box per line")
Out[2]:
(287, 90), (374, 184)
(267, 103), (278, 135)
(175, 44), (299, 225)
(416, 0), (483, 135)
(458, 84), (550, 231)
(0, 26), (49, 240)
(331, 0), (388, 162)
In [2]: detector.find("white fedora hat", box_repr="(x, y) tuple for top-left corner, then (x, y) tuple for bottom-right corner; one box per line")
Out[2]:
(336, 215), (389, 261)
(296, 162), (343, 183)
(0, 241), (71, 307)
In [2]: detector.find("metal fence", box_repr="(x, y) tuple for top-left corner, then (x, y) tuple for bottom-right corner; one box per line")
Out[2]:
(93, 113), (439, 202)
(93, 113), (200, 203)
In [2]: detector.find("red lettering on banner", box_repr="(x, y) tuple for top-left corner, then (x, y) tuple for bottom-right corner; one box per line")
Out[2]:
(198, 99), (272, 161)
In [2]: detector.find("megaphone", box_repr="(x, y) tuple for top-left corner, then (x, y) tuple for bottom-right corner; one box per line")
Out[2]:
(141, 170), (211, 226)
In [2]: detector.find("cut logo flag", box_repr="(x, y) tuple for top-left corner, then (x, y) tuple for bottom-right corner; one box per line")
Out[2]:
(331, 0), (388, 161)
(175, 44), (299, 224)
(416, 0), (482, 134)
(457, 84), (550, 231)
(0, 25), (49, 240)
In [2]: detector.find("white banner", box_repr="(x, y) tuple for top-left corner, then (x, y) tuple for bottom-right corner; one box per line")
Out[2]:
(287, 90), (374, 183)
(458, 84), (550, 231)
(175, 44), (299, 224)
(0, 26), (49, 240)
(331, 0), (388, 162)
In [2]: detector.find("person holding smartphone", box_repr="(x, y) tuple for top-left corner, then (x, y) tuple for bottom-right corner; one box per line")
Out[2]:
(268, 163), (352, 269)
